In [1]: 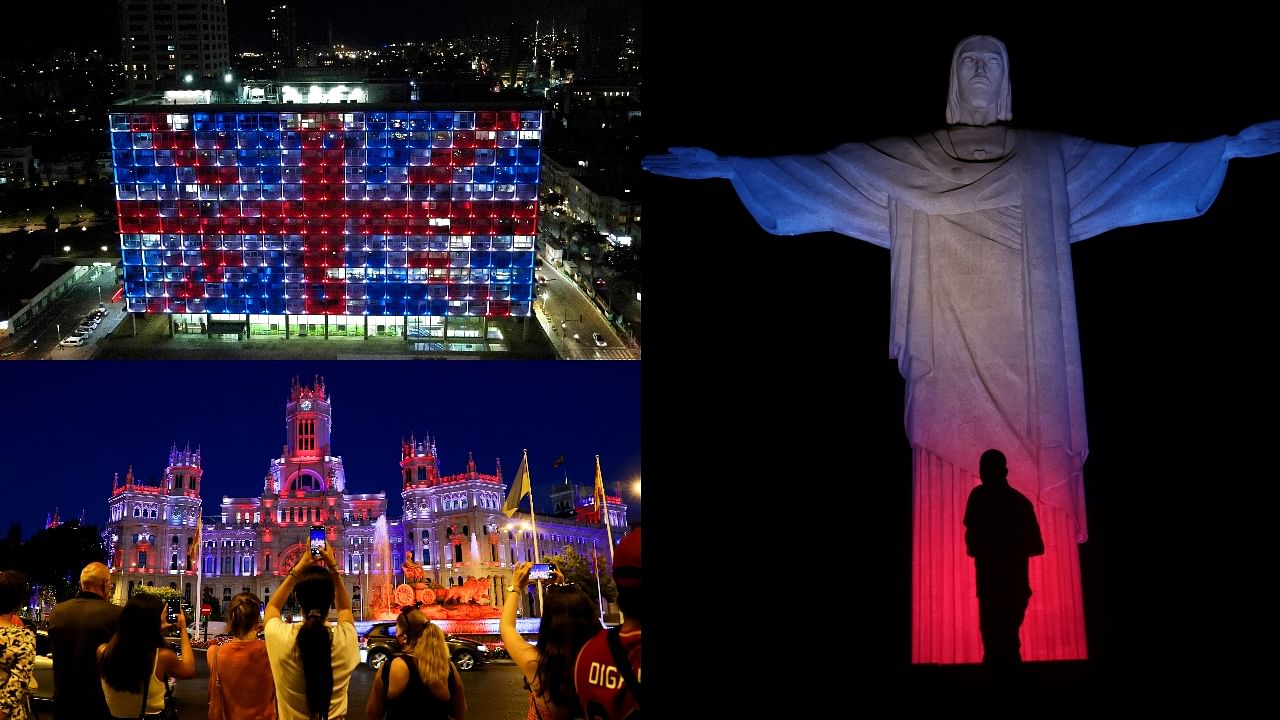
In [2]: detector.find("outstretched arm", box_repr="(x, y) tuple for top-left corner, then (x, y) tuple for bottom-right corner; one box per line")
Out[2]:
(1225, 120), (1280, 160)
(1067, 121), (1280, 242)
(643, 145), (892, 246)
(641, 147), (733, 180)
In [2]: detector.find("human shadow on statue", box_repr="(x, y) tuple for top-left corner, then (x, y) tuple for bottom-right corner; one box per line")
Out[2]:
(964, 448), (1044, 712)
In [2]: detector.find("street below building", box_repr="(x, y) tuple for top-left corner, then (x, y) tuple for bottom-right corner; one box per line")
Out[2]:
(0, 268), (123, 359)
(534, 259), (638, 360)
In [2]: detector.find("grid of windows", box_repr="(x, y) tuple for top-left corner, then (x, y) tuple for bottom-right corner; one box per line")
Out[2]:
(110, 109), (542, 317)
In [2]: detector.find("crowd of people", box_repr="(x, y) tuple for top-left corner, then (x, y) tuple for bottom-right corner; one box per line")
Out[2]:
(0, 528), (642, 720)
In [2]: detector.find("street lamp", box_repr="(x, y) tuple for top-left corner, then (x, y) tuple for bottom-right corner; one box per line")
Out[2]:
(503, 522), (529, 615)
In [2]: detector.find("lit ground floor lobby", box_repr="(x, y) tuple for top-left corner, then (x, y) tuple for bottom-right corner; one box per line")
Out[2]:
(169, 312), (509, 349)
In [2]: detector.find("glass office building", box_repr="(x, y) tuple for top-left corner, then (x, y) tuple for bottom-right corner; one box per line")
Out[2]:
(109, 94), (542, 339)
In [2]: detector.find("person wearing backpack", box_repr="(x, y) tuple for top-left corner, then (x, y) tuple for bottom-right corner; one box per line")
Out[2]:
(574, 529), (641, 720)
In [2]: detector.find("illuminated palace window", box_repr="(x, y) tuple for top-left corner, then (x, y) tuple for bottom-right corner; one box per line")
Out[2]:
(109, 109), (542, 317)
(298, 417), (315, 451)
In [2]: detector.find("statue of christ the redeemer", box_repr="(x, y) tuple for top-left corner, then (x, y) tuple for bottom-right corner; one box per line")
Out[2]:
(644, 35), (1280, 663)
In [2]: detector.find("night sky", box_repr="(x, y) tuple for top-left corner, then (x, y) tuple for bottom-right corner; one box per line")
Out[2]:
(645, 4), (1280, 714)
(0, 361), (640, 536)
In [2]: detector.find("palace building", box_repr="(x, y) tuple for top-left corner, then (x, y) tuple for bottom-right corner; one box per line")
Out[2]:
(104, 377), (629, 617)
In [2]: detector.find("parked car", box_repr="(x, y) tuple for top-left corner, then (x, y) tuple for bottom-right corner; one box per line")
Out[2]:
(59, 335), (84, 347)
(29, 627), (54, 714)
(358, 621), (490, 671)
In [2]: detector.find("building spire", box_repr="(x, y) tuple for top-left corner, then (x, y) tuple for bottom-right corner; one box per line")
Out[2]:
(467, 451), (476, 475)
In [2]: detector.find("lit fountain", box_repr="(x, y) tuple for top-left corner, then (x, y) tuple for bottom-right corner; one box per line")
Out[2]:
(358, 522), (510, 635)
(372, 515), (394, 619)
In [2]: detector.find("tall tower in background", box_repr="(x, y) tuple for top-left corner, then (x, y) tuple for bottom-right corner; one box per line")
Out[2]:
(119, 0), (231, 96)
(105, 445), (203, 602)
(577, 0), (630, 80)
(267, 3), (296, 69)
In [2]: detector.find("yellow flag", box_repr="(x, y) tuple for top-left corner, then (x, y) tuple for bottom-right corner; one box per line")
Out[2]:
(503, 451), (531, 517)
(187, 517), (201, 569)
(593, 456), (607, 526)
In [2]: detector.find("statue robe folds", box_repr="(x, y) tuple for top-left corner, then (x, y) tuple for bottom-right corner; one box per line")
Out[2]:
(727, 130), (1229, 662)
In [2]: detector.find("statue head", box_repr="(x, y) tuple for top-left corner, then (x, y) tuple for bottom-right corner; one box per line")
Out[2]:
(946, 35), (1011, 126)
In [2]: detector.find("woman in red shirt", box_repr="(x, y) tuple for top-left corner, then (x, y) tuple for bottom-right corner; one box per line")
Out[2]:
(208, 593), (276, 720)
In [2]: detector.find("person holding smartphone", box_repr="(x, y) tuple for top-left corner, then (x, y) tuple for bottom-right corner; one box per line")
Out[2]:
(96, 593), (195, 719)
(500, 562), (598, 720)
(263, 543), (358, 720)
(308, 527), (325, 559)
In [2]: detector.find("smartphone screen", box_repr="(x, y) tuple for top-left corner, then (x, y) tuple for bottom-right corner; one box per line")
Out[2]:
(529, 562), (553, 580)
(309, 526), (325, 556)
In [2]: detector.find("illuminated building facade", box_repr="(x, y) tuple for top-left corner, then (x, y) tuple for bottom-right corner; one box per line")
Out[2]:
(109, 89), (543, 341)
(104, 377), (628, 617)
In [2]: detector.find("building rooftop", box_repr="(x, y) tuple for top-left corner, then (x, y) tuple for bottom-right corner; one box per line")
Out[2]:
(112, 79), (543, 110)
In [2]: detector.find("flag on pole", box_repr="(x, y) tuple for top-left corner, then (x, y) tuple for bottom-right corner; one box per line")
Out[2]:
(593, 455), (607, 525)
(552, 455), (565, 468)
(594, 455), (616, 564)
(187, 516), (201, 569)
(503, 450), (531, 517)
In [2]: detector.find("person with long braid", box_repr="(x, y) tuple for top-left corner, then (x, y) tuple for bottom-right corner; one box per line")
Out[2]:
(263, 544), (358, 720)
(364, 607), (466, 720)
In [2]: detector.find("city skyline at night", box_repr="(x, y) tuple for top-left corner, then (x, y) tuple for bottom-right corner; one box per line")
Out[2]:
(0, 361), (640, 536)
(0, 0), (639, 60)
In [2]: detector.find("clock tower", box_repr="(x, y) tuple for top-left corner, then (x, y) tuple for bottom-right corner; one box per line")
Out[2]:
(286, 375), (333, 462)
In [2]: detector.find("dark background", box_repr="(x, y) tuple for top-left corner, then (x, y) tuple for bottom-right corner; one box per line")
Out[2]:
(645, 4), (1280, 715)
(0, 0), (641, 59)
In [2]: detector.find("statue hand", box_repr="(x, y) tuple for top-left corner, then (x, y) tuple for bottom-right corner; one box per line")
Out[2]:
(641, 147), (732, 179)
(1227, 120), (1280, 159)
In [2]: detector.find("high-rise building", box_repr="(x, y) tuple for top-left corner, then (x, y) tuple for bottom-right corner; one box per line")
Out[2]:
(119, 0), (231, 96)
(108, 82), (544, 341)
(267, 4), (297, 69)
(103, 377), (629, 618)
